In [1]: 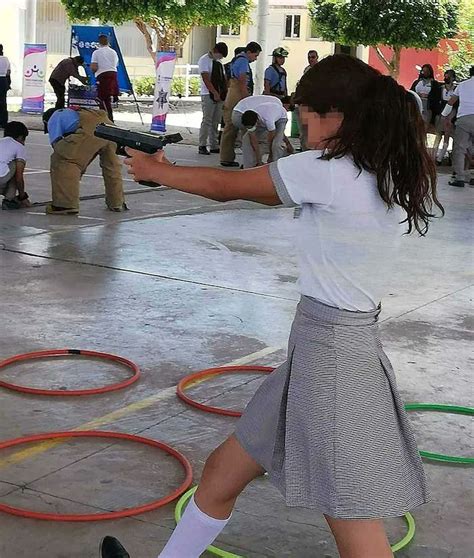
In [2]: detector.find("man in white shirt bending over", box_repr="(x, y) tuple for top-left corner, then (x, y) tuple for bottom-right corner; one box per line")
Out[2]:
(446, 66), (474, 187)
(91, 34), (119, 121)
(0, 122), (30, 210)
(232, 95), (294, 168)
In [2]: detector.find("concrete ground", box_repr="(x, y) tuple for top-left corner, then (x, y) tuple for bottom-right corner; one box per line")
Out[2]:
(0, 127), (473, 558)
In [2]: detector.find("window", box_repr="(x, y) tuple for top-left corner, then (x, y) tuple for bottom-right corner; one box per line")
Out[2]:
(285, 15), (301, 39)
(309, 20), (320, 40)
(220, 25), (241, 37)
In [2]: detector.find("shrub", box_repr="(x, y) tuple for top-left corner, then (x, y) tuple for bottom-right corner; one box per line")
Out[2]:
(134, 76), (201, 97)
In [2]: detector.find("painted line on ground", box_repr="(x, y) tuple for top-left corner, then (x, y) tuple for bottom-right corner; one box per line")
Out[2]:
(0, 346), (280, 470)
(25, 213), (106, 221)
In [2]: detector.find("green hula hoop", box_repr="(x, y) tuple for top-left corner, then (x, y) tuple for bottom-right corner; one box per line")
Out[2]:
(174, 487), (415, 555)
(405, 403), (474, 464)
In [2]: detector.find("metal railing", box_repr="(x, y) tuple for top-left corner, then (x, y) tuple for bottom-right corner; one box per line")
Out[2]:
(127, 63), (200, 98)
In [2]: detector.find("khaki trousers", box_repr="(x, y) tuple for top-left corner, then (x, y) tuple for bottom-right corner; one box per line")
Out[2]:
(50, 109), (124, 210)
(220, 80), (244, 163)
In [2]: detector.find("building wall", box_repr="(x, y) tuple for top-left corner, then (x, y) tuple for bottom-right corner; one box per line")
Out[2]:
(368, 43), (451, 89)
(217, 5), (335, 93)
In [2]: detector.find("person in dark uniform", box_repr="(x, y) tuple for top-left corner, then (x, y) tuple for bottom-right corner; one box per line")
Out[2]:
(49, 56), (88, 109)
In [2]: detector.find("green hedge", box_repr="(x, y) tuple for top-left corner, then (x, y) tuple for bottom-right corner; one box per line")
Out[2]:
(133, 76), (201, 97)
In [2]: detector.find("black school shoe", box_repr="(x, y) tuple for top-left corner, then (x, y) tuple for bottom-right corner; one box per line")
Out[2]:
(449, 179), (465, 188)
(100, 536), (130, 558)
(198, 146), (210, 155)
(2, 199), (21, 210)
(220, 161), (240, 168)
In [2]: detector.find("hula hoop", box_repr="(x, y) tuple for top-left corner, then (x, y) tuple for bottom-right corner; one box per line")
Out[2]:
(175, 487), (415, 555)
(177, 366), (274, 417)
(0, 430), (193, 521)
(0, 349), (140, 396)
(405, 403), (474, 464)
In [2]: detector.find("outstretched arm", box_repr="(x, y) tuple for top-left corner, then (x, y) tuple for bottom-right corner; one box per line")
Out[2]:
(124, 149), (281, 206)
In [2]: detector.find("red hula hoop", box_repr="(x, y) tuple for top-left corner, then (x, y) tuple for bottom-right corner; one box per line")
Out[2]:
(0, 349), (140, 396)
(177, 365), (274, 417)
(0, 430), (193, 521)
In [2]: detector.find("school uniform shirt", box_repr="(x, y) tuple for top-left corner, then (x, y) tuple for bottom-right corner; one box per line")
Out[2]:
(198, 53), (213, 95)
(455, 77), (474, 118)
(234, 95), (287, 131)
(0, 137), (26, 178)
(47, 108), (80, 145)
(91, 45), (119, 77)
(269, 151), (404, 311)
(0, 56), (10, 77)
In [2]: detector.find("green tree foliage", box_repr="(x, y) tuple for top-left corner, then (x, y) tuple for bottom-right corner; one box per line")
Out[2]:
(309, 0), (460, 78)
(61, 0), (251, 56)
(444, 0), (474, 79)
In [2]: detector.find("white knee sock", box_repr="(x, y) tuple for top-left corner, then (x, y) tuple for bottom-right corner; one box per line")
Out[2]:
(157, 496), (231, 558)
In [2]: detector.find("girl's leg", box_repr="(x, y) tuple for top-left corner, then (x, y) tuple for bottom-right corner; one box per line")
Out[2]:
(195, 434), (265, 518)
(432, 132), (442, 161)
(325, 516), (393, 558)
(157, 435), (264, 557)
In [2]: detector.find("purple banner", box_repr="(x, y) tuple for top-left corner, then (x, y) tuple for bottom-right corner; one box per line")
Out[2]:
(21, 43), (47, 114)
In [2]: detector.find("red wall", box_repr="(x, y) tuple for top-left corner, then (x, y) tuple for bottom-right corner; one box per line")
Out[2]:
(368, 42), (453, 89)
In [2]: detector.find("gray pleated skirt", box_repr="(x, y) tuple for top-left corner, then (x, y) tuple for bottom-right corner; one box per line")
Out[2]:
(235, 295), (430, 519)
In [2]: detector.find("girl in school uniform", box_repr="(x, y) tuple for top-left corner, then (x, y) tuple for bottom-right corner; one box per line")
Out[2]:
(104, 54), (443, 558)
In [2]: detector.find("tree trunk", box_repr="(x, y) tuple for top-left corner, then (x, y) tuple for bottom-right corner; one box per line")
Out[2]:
(135, 17), (190, 59)
(374, 45), (402, 79)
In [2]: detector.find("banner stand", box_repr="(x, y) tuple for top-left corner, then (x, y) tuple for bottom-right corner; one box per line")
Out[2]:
(69, 26), (143, 125)
(21, 44), (47, 114)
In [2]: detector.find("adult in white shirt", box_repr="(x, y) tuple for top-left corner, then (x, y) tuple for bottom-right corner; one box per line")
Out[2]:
(91, 34), (119, 121)
(446, 66), (474, 187)
(0, 44), (11, 129)
(198, 43), (228, 155)
(232, 95), (294, 168)
(121, 54), (440, 558)
(0, 122), (30, 210)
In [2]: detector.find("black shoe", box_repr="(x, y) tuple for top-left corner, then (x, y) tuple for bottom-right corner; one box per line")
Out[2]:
(100, 536), (130, 558)
(209, 148), (220, 154)
(198, 146), (210, 155)
(449, 179), (465, 188)
(220, 161), (240, 168)
(2, 199), (21, 210)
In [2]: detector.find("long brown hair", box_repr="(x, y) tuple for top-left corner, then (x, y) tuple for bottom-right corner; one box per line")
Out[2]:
(295, 54), (444, 235)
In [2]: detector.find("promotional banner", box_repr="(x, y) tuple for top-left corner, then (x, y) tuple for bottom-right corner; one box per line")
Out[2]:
(21, 44), (47, 113)
(67, 84), (100, 108)
(151, 52), (177, 133)
(71, 25), (133, 94)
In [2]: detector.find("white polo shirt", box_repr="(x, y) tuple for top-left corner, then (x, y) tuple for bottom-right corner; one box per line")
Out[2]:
(198, 53), (213, 95)
(269, 151), (404, 311)
(455, 77), (474, 118)
(234, 95), (287, 131)
(0, 137), (27, 179)
(0, 56), (10, 77)
(91, 46), (119, 77)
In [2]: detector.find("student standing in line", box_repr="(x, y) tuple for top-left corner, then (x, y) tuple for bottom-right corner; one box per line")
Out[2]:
(410, 64), (442, 131)
(445, 66), (474, 188)
(220, 41), (262, 168)
(102, 54), (441, 558)
(0, 44), (11, 129)
(197, 42), (228, 155)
